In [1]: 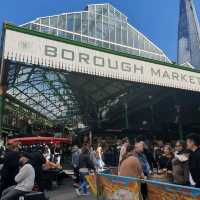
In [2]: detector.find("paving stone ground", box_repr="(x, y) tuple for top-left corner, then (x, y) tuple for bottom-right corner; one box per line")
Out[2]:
(48, 179), (95, 200)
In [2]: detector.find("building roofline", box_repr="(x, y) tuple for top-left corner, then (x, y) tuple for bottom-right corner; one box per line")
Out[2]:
(22, 21), (167, 59)
(126, 23), (170, 61)
(20, 9), (169, 61)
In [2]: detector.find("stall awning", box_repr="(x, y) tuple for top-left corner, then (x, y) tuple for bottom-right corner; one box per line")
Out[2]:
(8, 136), (72, 145)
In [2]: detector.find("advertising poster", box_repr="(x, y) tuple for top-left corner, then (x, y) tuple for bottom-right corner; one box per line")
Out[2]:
(96, 174), (142, 200)
(86, 174), (200, 200)
(148, 182), (200, 200)
(86, 175), (97, 196)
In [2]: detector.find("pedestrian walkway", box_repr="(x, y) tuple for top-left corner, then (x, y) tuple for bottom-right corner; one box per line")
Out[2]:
(48, 179), (95, 200)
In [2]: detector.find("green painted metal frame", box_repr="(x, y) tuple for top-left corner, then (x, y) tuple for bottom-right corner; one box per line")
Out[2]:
(0, 24), (7, 136)
(0, 93), (5, 136)
(5, 60), (81, 121)
(6, 94), (51, 121)
(2, 22), (200, 135)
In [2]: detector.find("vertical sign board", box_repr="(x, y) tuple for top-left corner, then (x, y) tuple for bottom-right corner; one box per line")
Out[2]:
(3, 26), (200, 93)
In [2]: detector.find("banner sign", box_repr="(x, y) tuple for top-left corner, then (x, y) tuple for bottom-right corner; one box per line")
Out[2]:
(148, 182), (200, 200)
(86, 173), (200, 200)
(3, 28), (200, 92)
(87, 174), (142, 200)
(86, 175), (97, 196)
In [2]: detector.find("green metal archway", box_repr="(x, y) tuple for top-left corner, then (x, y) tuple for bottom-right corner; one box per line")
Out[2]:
(1, 23), (200, 137)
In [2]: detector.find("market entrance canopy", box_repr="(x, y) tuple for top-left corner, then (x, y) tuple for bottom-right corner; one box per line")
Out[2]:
(1, 23), (200, 130)
(2, 24), (200, 92)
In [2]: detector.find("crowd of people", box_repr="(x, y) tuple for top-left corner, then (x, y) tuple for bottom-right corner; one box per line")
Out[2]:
(0, 143), (65, 200)
(1, 133), (200, 199)
(71, 133), (200, 196)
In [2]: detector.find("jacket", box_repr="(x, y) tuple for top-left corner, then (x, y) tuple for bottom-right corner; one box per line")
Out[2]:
(189, 148), (200, 187)
(79, 153), (95, 171)
(172, 153), (189, 185)
(1, 150), (20, 189)
(72, 149), (80, 168)
(138, 153), (151, 176)
(15, 163), (35, 192)
(119, 155), (144, 178)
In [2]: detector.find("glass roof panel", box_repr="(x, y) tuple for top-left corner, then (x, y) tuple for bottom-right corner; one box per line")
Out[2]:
(6, 62), (80, 122)
(20, 3), (171, 63)
(41, 17), (49, 26)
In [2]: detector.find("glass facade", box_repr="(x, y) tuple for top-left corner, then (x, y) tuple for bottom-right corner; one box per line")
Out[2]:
(178, 0), (200, 69)
(21, 3), (170, 63)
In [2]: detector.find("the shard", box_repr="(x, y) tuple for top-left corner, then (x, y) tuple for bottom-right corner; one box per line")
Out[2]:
(177, 0), (200, 69)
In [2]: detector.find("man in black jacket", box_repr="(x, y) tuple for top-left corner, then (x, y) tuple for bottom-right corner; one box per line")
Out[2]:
(186, 133), (200, 188)
(76, 144), (95, 196)
(29, 149), (46, 191)
(0, 144), (20, 196)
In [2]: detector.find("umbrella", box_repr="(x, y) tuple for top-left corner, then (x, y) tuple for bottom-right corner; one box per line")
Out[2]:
(8, 136), (72, 145)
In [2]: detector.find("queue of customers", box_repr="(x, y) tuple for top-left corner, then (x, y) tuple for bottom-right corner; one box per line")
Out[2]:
(120, 133), (200, 187)
(72, 133), (200, 196)
(119, 134), (200, 187)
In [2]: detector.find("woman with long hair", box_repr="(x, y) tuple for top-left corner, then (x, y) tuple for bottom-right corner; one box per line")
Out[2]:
(158, 144), (174, 172)
(96, 143), (105, 171)
(172, 140), (189, 185)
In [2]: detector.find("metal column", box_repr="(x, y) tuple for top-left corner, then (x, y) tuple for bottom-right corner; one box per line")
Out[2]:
(0, 24), (7, 137)
(124, 103), (129, 129)
(0, 86), (5, 136)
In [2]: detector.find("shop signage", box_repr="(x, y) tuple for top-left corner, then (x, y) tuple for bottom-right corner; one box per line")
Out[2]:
(3, 29), (200, 92)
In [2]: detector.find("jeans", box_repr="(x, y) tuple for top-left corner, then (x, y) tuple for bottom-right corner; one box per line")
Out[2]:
(1, 186), (26, 200)
(79, 172), (89, 194)
(73, 167), (80, 184)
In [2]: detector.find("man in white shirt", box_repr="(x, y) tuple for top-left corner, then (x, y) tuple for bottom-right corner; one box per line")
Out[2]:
(1, 154), (35, 200)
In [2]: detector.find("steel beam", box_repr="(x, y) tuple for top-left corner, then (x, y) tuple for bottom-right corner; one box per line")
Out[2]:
(0, 86), (6, 136)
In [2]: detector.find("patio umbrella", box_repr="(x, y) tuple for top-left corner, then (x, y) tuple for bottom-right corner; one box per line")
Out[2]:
(8, 136), (72, 145)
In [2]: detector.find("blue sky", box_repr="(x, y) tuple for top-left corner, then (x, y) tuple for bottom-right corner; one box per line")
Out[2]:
(0, 0), (187, 61)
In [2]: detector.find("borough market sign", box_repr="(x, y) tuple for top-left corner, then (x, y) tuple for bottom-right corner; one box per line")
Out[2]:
(2, 25), (200, 92)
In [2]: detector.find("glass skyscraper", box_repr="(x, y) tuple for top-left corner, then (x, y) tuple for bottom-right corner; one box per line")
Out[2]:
(21, 3), (170, 63)
(178, 0), (200, 69)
